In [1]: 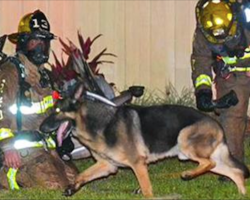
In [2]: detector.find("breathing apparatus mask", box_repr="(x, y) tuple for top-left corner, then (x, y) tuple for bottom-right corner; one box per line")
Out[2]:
(8, 10), (55, 65)
(17, 30), (53, 65)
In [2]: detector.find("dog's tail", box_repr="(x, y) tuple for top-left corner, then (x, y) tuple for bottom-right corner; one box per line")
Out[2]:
(211, 142), (249, 194)
(211, 141), (250, 178)
(229, 152), (250, 179)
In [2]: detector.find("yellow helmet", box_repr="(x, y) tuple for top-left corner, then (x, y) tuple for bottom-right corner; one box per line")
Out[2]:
(196, 0), (238, 44)
(8, 10), (54, 44)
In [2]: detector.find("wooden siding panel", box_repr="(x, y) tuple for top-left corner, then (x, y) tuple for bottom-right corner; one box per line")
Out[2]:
(99, 1), (126, 90)
(47, 1), (64, 57)
(175, 1), (194, 92)
(99, 1), (116, 85)
(50, 1), (76, 57)
(22, 1), (43, 14)
(0, 0), (197, 94)
(74, 1), (100, 39)
(151, 0), (175, 93)
(1, 1), (22, 54)
(112, 1), (126, 91)
(125, 0), (151, 88)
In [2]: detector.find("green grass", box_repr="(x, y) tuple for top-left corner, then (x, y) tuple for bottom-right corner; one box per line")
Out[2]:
(1, 139), (250, 200)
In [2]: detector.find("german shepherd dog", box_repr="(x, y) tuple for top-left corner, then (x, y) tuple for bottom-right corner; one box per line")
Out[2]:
(40, 84), (249, 198)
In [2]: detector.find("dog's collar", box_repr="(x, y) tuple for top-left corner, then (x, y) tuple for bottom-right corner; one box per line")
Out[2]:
(85, 91), (117, 107)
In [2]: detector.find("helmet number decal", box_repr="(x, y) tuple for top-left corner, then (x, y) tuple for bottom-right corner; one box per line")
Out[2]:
(41, 19), (49, 29)
(32, 18), (49, 30)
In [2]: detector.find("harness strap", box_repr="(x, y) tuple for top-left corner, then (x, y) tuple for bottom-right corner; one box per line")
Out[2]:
(7, 56), (28, 132)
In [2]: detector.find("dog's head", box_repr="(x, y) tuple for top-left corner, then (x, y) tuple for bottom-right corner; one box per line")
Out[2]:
(40, 83), (85, 146)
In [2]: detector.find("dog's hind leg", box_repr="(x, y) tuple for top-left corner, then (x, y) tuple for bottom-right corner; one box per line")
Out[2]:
(64, 157), (118, 196)
(178, 123), (219, 180)
(181, 158), (216, 180)
(130, 156), (153, 198)
(210, 143), (247, 195)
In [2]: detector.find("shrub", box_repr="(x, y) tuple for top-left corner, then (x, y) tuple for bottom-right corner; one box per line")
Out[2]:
(132, 83), (196, 108)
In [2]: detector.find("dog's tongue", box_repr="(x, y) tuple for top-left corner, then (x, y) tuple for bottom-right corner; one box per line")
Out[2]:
(56, 121), (69, 147)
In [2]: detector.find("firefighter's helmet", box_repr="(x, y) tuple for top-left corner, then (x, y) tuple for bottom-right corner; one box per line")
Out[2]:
(8, 10), (54, 44)
(196, 0), (238, 44)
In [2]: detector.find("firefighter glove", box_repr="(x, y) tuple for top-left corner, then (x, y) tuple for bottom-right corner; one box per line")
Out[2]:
(213, 90), (239, 109)
(195, 89), (214, 112)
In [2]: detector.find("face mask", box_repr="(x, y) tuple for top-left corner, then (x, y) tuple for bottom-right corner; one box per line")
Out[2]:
(224, 29), (247, 58)
(17, 31), (53, 66)
(224, 29), (242, 49)
(26, 38), (50, 65)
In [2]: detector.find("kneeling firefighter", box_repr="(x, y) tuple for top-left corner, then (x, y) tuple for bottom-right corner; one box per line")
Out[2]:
(0, 10), (78, 190)
(192, 0), (250, 164)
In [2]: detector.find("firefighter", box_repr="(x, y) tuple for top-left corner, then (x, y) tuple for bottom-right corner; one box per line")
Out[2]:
(0, 10), (78, 190)
(191, 0), (250, 164)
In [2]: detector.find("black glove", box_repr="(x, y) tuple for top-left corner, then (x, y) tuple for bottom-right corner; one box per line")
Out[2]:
(56, 135), (75, 161)
(195, 89), (214, 112)
(213, 90), (239, 109)
(128, 86), (145, 98)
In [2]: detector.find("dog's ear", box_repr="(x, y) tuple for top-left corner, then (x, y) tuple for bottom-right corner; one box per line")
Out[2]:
(73, 83), (85, 101)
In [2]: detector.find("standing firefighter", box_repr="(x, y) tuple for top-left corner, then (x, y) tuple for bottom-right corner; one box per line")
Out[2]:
(192, 0), (250, 164)
(0, 10), (78, 190)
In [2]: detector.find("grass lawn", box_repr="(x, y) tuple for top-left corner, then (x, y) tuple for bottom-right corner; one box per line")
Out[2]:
(0, 136), (250, 200)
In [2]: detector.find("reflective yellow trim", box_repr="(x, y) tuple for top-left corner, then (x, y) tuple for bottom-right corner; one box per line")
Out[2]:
(37, 95), (54, 114)
(9, 95), (54, 115)
(222, 47), (250, 65)
(0, 110), (3, 120)
(0, 128), (14, 141)
(195, 74), (212, 88)
(13, 136), (56, 150)
(231, 67), (250, 72)
(221, 56), (237, 65)
(46, 137), (56, 149)
(7, 168), (20, 190)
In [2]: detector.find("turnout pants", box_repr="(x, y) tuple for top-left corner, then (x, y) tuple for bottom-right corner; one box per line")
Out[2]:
(0, 148), (78, 190)
(215, 72), (250, 163)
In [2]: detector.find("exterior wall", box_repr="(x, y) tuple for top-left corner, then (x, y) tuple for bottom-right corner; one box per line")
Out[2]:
(0, 0), (198, 94)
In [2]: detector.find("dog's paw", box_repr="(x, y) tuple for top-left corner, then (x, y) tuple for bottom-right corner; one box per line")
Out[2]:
(181, 172), (194, 181)
(218, 176), (231, 182)
(132, 188), (141, 195)
(63, 185), (76, 197)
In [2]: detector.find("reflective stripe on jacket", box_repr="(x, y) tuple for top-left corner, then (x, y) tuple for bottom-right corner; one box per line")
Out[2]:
(7, 168), (19, 190)
(9, 95), (54, 115)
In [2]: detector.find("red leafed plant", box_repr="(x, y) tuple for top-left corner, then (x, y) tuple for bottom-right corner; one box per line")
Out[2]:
(50, 31), (117, 90)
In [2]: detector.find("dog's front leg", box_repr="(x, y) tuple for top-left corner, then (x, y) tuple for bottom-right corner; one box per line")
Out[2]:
(64, 158), (118, 196)
(131, 157), (153, 198)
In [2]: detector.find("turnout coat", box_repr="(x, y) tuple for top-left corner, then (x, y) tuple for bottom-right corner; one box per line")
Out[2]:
(0, 53), (78, 190)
